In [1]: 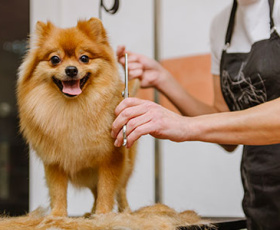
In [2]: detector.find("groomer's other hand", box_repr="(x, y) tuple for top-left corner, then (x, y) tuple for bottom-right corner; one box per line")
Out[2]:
(117, 45), (169, 89)
(111, 98), (192, 148)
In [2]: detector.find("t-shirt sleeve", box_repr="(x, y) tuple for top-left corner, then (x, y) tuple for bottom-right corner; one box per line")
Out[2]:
(210, 15), (223, 75)
(209, 5), (231, 76)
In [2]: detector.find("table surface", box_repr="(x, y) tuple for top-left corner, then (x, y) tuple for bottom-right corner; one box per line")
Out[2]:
(178, 217), (247, 230)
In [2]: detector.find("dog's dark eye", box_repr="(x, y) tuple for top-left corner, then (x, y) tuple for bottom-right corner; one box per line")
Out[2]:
(50, 56), (61, 65)
(80, 55), (89, 63)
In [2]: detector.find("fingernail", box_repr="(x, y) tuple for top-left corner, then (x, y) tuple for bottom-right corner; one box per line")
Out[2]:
(114, 139), (119, 147)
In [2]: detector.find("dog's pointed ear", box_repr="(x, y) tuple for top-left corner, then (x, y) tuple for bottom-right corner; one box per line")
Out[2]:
(35, 21), (55, 38)
(77, 17), (108, 43)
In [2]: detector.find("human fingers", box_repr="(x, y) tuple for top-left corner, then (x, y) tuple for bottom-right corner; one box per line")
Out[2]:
(117, 46), (130, 67)
(127, 54), (140, 62)
(117, 46), (140, 60)
(126, 122), (156, 148)
(117, 45), (126, 59)
(111, 106), (140, 139)
(126, 62), (144, 80)
(115, 121), (153, 148)
(128, 69), (144, 80)
(114, 97), (146, 117)
(112, 98), (148, 138)
(114, 102), (164, 147)
(113, 113), (151, 147)
(128, 62), (143, 71)
(118, 54), (140, 68)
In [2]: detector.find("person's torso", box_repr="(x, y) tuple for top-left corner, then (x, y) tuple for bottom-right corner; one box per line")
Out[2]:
(218, 1), (280, 229)
(210, 0), (280, 76)
(220, 0), (280, 110)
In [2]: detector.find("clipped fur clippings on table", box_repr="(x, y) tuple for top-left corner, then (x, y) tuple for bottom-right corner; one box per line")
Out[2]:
(0, 204), (211, 230)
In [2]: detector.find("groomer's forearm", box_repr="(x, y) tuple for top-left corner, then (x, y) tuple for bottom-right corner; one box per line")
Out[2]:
(188, 98), (280, 145)
(156, 71), (218, 116)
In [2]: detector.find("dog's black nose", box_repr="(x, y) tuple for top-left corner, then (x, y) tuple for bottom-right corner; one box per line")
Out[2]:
(65, 66), (78, 78)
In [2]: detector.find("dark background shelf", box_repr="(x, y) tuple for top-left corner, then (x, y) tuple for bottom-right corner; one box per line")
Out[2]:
(0, 0), (30, 216)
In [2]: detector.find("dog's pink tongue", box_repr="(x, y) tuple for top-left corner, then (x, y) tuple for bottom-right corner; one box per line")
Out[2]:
(62, 80), (82, 96)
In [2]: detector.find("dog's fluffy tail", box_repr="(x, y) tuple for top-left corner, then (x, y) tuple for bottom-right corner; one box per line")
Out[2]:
(128, 79), (140, 97)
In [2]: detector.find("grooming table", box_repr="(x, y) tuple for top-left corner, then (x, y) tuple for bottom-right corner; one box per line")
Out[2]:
(178, 217), (246, 230)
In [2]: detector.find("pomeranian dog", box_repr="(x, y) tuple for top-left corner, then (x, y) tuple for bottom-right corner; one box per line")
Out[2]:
(17, 18), (137, 216)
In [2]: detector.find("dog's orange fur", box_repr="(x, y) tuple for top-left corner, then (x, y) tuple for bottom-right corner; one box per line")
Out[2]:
(0, 204), (207, 230)
(17, 18), (137, 216)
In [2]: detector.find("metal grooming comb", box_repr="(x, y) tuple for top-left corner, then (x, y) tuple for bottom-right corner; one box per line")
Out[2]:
(122, 53), (129, 146)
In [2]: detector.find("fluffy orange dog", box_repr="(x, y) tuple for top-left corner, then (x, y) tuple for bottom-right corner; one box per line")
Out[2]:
(17, 18), (137, 216)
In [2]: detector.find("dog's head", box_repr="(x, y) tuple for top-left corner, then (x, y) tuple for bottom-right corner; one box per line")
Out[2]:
(18, 18), (118, 99)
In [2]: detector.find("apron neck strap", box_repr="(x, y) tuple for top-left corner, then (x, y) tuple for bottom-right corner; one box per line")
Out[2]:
(225, 0), (238, 47)
(224, 0), (275, 47)
(269, 0), (275, 29)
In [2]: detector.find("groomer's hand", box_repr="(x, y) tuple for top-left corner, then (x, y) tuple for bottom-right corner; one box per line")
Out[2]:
(117, 46), (169, 89)
(111, 98), (192, 148)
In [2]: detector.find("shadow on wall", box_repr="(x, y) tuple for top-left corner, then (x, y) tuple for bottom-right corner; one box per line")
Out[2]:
(136, 54), (214, 112)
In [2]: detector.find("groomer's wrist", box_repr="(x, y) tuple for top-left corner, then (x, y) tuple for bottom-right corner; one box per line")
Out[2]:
(182, 116), (201, 142)
(155, 68), (173, 93)
(181, 115), (214, 143)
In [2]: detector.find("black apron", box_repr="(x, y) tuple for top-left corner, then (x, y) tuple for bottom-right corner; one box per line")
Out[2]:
(220, 0), (280, 229)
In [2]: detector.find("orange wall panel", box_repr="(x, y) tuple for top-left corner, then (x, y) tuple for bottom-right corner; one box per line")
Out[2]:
(136, 54), (214, 114)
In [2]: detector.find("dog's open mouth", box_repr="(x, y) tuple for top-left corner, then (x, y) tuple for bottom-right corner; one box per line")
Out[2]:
(52, 73), (90, 97)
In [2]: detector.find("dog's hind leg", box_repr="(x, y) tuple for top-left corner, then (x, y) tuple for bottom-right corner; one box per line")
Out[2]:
(116, 146), (136, 213)
(116, 187), (130, 213)
(44, 164), (68, 217)
(84, 186), (97, 218)
(91, 186), (97, 213)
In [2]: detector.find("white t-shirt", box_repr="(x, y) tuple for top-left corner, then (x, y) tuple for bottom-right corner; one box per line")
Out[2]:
(210, 0), (280, 75)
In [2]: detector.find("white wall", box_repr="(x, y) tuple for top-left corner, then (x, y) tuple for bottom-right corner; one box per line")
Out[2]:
(30, 0), (244, 218)
(162, 0), (232, 58)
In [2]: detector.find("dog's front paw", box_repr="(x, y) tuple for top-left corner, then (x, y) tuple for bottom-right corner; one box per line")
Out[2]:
(50, 209), (67, 217)
(83, 212), (93, 218)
